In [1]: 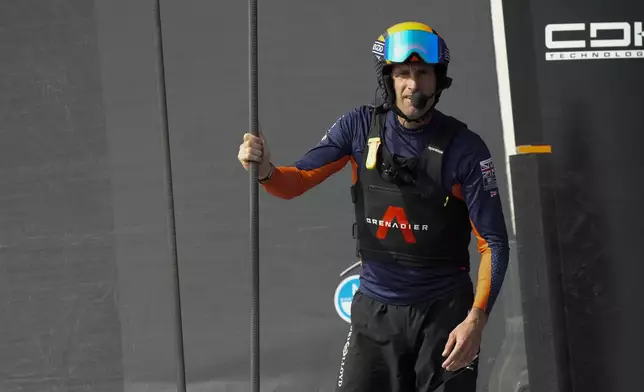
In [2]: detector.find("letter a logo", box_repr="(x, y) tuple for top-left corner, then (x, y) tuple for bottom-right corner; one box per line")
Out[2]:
(376, 206), (416, 244)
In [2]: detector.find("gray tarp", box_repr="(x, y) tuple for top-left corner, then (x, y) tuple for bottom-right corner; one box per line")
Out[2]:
(0, 1), (527, 391)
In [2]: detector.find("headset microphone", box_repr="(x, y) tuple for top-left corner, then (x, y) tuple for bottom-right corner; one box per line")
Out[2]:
(411, 90), (433, 109)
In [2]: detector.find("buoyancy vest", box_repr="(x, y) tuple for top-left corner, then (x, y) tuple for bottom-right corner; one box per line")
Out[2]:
(350, 106), (472, 268)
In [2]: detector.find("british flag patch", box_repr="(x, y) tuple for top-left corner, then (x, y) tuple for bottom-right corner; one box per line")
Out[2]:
(479, 158), (498, 191)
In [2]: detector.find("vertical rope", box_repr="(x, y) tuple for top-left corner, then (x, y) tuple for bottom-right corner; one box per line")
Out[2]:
(248, 0), (260, 390)
(153, 1), (187, 391)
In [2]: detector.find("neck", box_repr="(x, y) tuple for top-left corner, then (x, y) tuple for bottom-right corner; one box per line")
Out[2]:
(397, 111), (433, 129)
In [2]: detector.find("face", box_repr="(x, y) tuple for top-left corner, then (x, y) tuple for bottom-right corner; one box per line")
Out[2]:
(391, 63), (437, 120)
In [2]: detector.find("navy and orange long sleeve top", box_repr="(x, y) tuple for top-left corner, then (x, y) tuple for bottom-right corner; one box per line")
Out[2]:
(261, 106), (510, 314)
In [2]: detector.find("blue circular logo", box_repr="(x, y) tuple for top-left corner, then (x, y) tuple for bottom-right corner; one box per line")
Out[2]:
(334, 275), (360, 323)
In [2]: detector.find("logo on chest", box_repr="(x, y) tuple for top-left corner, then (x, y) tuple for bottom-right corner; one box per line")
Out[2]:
(365, 206), (429, 244)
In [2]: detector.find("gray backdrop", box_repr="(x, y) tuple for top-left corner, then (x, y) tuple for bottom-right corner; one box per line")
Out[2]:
(0, 1), (527, 391)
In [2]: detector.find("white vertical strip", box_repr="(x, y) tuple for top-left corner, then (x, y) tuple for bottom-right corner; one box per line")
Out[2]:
(490, 0), (517, 234)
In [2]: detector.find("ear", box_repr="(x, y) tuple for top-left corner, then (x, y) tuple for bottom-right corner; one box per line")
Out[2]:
(441, 76), (453, 90)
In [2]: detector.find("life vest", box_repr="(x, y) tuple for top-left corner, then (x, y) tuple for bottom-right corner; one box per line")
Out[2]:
(350, 106), (472, 268)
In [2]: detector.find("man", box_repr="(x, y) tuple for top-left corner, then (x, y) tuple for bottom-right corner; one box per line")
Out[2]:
(237, 21), (510, 392)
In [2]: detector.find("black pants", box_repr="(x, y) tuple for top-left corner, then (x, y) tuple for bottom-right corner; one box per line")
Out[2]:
(335, 286), (478, 392)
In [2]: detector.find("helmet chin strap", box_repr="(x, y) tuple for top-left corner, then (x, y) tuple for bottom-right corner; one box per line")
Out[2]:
(392, 90), (440, 125)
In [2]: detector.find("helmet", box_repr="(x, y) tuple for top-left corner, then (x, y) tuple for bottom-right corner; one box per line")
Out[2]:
(371, 21), (452, 118)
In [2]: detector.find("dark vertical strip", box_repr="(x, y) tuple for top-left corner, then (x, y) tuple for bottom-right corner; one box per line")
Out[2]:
(249, 0), (260, 390)
(152, 1), (187, 390)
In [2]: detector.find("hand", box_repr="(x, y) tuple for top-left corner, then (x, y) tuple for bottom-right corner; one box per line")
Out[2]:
(441, 309), (487, 372)
(238, 128), (272, 179)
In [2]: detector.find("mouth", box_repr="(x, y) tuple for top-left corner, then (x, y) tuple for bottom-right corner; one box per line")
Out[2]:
(402, 97), (417, 107)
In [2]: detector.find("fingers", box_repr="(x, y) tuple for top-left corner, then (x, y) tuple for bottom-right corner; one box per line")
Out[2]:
(443, 345), (477, 371)
(238, 133), (264, 168)
(243, 132), (263, 144)
(442, 334), (477, 372)
(242, 133), (264, 153)
(442, 339), (465, 371)
(238, 144), (263, 163)
(442, 333), (456, 357)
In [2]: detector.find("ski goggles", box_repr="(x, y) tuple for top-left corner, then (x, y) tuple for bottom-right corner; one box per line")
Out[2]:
(384, 29), (441, 64)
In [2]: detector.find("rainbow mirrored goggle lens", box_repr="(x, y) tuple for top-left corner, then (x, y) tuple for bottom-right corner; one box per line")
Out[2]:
(384, 30), (440, 64)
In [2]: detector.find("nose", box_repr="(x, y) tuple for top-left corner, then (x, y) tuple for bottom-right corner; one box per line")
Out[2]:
(406, 69), (424, 90)
(406, 77), (418, 91)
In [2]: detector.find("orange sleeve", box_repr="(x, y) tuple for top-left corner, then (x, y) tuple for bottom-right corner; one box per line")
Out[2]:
(452, 184), (492, 312)
(261, 156), (351, 199)
(471, 225), (492, 312)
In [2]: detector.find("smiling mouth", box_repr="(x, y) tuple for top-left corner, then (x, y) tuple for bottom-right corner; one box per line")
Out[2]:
(403, 97), (417, 106)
